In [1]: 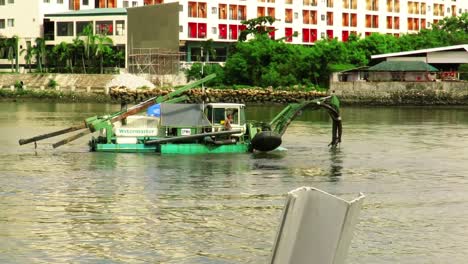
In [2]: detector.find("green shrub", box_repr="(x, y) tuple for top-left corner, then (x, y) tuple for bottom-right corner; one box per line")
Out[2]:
(47, 79), (58, 89)
(14, 80), (23, 90)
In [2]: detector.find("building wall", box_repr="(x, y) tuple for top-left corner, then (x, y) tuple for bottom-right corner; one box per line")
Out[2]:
(368, 71), (435, 81)
(0, 1), (69, 66)
(127, 3), (179, 50)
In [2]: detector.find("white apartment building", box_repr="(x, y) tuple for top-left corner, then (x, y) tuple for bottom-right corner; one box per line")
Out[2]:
(174, 0), (468, 46)
(0, 0), (143, 68)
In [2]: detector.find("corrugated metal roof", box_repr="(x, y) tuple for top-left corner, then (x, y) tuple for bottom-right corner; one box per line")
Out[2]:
(371, 45), (468, 59)
(368, 61), (439, 72)
(45, 8), (127, 17)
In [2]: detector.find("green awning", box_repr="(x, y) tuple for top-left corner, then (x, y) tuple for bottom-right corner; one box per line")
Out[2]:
(368, 61), (439, 72)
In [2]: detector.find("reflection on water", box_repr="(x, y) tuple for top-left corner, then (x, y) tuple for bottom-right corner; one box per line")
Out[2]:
(1, 102), (468, 263)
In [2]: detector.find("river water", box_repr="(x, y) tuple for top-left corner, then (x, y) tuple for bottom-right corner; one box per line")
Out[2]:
(1, 102), (468, 263)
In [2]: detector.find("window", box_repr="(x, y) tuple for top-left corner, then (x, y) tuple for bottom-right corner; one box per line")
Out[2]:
(188, 2), (207, 18)
(76, 21), (92, 35)
(43, 0), (50, 3)
(267, 7), (275, 18)
(179, 25), (183, 32)
(133, 1), (138, 7)
(238, 6), (246, 20)
(123, 1), (129, 7)
(0, 19), (5, 29)
(257, 7), (265, 17)
(326, 12), (333, 25)
(219, 4), (227, 19)
(0, 0), (5, 5)
(187, 22), (207, 38)
(57, 22), (74, 36)
(365, 14), (378, 28)
(96, 21), (113, 35)
(219, 24), (227, 39)
(212, 7), (217, 14)
(229, 5), (238, 20)
(343, 0), (349, 9)
(116, 20), (125, 35)
(285, 28), (293, 42)
(212, 27), (217, 34)
(82, 0), (88, 5)
(7, 0), (13, 3)
(366, 0), (378, 11)
(57, 0), (63, 3)
(7, 18), (13, 27)
(285, 9), (293, 23)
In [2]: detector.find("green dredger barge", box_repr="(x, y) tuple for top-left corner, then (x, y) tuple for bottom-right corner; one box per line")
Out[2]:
(19, 74), (342, 154)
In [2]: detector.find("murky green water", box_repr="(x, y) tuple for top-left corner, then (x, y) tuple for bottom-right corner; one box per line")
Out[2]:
(1, 102), (468, 263)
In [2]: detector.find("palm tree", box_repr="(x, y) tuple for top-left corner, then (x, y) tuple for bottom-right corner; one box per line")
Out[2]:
(94, 34), (113, 74)
(9, 36), (19, 73)
(7, 41), (15, 72)
(53, 41), (73, 72)
(80, 24), (95, 71)
(20, 42), (34, 72)
(33, 38), (46, 73)
(72, 36), (86, 73)
(201, 38), (216, 63)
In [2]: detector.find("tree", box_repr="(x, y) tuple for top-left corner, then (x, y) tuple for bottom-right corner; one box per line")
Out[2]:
(53, 41), (73, 72)
(33, 38), (46, 73)
(6, 39), (15, 72)
(72, 36), (86, 73)
(80, 24), (95, 72)
(201, 39), (216, 62)
(10, 36), (19, 73)
(238, 16), (276, 42)
(20, 41), (34, 72)
(94, 34), (113, 74)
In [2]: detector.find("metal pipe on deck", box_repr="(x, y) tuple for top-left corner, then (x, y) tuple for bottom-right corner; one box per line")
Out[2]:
(145, 129), (242, 145)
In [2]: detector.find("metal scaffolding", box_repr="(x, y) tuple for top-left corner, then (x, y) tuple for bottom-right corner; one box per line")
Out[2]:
(128, 48), (185, 75)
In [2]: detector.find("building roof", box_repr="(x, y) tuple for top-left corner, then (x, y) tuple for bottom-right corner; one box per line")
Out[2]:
(337, 66), (369, 73)
(371, 45), (468, 59)
(45, 8), (127, 17)
(368, 61), (439, 72)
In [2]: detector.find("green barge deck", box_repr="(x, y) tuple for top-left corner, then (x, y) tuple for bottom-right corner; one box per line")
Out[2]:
(95, 143), (250, 154)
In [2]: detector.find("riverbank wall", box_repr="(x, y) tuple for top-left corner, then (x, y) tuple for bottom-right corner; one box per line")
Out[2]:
(331, 81), (468, 105)
(2, 74), (468, 105)
(110, 87), (327, 104)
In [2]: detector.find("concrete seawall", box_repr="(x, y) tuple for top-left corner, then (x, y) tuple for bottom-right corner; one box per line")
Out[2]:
(0, 74), (115, 94)
(331, 81), (468, 105)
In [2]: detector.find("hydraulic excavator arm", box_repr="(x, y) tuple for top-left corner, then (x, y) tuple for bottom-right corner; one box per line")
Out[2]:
(250, 95), (342, 152)
(270, 95), (342, 146)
